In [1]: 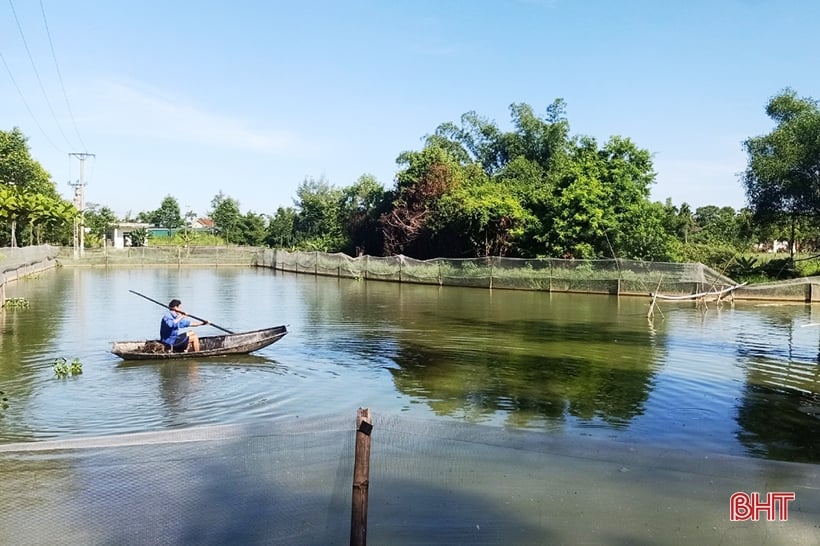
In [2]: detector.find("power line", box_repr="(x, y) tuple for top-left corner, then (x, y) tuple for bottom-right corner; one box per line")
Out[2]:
(7, 0), (75, 150)
(0, 49), (63, 153)
(39, 0), (87, 152)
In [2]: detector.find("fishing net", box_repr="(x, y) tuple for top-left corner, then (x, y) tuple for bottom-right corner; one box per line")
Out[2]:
(55, 246), (264, 267)
(268, 250), (736, 296)
(0, 245), (59, 276)
(0, 413), (817, 545)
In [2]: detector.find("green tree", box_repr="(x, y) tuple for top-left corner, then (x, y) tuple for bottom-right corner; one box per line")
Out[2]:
(441, 172), (535, 257)
(541, 135), (664, 259)
(237, 211), (267, 246)
(743, 88), (820, 258)
(0, 128), (65, 246)
(84, 204), (118, 245)
(0, 185), (22, 247)
(136, 196), (182, 228)
(130, 227), (148, 247)
(155, 196), (182, 228)
(293, 176), (345, 251)
(339, 174), (387, 255)
(265, 206), (298, 248)
(0, 128), (55, 194)
(210, 191), (241, 244)
(382, 145), (466, 257)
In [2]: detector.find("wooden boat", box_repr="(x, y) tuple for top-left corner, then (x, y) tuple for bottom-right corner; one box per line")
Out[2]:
(111, 325), (288, 360)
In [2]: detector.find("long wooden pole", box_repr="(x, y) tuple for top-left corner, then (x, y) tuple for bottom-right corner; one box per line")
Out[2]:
(350, 407), (373, 546)
(128, 290), (234, 334)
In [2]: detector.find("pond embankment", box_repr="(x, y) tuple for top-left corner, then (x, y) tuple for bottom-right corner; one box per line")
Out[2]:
(5, 245), (820, 303)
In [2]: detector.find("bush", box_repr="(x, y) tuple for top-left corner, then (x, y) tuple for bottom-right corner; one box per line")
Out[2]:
(677, 243), (736, 271)
(758, 257), (800, 280)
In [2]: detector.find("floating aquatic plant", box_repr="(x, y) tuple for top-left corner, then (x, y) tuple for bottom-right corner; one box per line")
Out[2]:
(3, 298), (29, 309)
(53, 357), (83, 378)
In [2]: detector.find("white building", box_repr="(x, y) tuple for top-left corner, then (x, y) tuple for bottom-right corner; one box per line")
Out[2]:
(106, 222), (152, 248)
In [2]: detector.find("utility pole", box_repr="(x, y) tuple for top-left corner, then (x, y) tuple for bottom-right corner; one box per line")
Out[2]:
(68, 152), (95, 258)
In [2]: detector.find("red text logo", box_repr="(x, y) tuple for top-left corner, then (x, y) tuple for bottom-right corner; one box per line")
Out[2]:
(730, 492), (795, 521)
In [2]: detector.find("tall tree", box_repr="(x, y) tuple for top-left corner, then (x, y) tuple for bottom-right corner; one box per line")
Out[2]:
(339, 174), (387, 255)
(743, 88), (820, 258)
(293, 176), (345, 251)
(265, 206), (298, 248)
(154, 196), (183, 228)
(381, 145), (466, 257)
(84, 204), (119, 245)
(237, 211), (267, 246)
(210, 191), (241, 244)
(0, 128), (64, 246)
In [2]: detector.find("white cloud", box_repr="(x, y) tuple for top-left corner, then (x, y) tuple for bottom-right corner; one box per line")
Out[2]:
(80, 80), (305, 154)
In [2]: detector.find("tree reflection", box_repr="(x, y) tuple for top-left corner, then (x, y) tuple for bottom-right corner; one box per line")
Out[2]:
(389, 319), (660, 429)
(734, 357), (820, 463)
(735, 315), (820, 463)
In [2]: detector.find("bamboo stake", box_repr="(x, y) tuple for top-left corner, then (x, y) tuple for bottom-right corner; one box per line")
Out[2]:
(647, 274), (664, 319)
(350, 408), (373, 546)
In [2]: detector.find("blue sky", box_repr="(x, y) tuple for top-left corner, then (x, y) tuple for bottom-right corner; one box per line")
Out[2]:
(1, 0), (818, 220)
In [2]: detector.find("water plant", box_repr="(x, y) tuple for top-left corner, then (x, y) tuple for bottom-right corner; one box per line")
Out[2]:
(3, 297), (30, 309)
(53, 357), (83, 378)
(0, 390), (8, 411)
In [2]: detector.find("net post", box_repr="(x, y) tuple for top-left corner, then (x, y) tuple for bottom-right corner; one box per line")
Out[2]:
(351, 407), (373, 546)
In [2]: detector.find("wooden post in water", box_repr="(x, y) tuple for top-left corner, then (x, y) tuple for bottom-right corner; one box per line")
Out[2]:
(350, 407), (373, 546)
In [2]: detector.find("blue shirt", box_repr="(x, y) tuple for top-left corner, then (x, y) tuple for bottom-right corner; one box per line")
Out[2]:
(160, 310), (191, 345)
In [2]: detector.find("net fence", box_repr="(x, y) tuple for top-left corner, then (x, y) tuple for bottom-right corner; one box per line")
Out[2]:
(732, 276), (820, 302)
(8, 245), (820, 301)
(0, 413), (816, 545)
(55, 246), (266, 267)
(0, 245), (60, 275)
(264, 250), (737, 297)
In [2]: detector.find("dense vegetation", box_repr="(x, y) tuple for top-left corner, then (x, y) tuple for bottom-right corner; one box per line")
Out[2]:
(3, 92), (820, 281)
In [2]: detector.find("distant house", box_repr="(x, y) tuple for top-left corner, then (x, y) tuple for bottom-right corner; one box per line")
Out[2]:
(106, 222), (152, 248)
(754, 240), (800, 253)
(190, 218), (215, 233)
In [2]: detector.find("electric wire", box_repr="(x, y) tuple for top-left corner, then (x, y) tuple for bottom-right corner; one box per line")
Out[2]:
(0, 49), (63, 153)
(39, 0), (87, 152)
(7, 0), (75, 150)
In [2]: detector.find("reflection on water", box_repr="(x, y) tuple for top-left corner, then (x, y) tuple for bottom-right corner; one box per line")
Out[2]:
(0, 267), (819, 462)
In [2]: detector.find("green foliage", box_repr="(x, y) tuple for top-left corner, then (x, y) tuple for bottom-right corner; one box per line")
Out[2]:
(137, 196), (183, 228)
(0, 128), (55, 194)
(339, 174), (387, 255)
(397, 103), (666, 260)
(155, 196), (183, 228)
(0, 129), (77, 247)
(149, 230), (224, 246)
(265, 206), (298, 248)
(743, 89), (820, 256)
(130, 227), (148, 247)
(727, 256), (759, 279)
(210, 191), (242, 244)
(174, 230), (222, 246)
(758, 257), (800, 280)
(84, 204), (118, 243)
(237, 211), (267, 246)
(53, 357), (83, 378)
(676, 243), (737, 271)
(291, 176), (348, 252)
(3, 297), (29, 309)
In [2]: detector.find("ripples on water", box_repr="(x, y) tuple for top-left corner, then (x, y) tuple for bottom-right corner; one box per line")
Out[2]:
(0, 268), (818, 462)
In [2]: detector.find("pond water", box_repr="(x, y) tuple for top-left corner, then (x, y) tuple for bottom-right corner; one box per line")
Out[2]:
(1, 266), (819, 463)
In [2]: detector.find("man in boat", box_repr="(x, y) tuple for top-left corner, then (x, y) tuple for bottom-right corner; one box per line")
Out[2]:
(160, 299), (209, 352)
